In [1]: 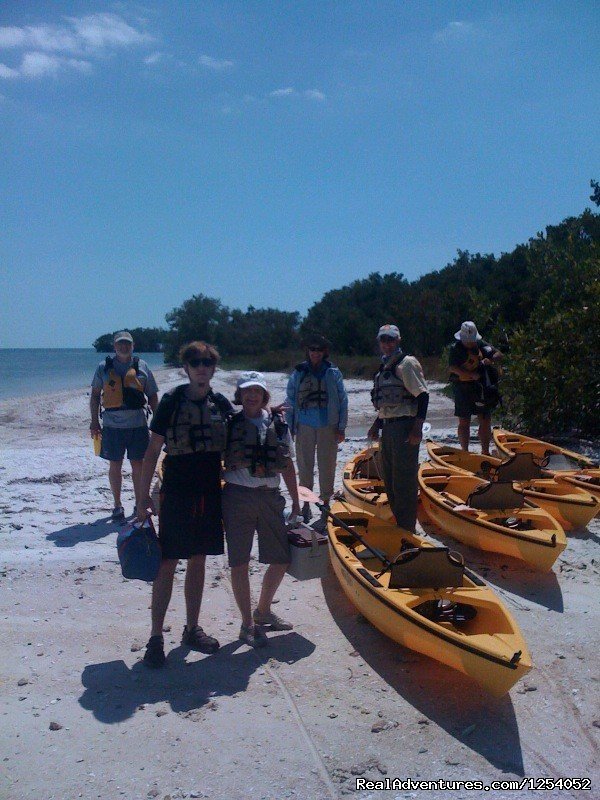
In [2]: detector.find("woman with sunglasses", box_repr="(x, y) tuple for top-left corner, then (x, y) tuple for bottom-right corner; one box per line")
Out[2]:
(285, 334), (348, 526)
(136, 341), (233, 668)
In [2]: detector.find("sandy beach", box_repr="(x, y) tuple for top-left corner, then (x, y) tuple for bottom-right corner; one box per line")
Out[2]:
(1, 366), (598, 800)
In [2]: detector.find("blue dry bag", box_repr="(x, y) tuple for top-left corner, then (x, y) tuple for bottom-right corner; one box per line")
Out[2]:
(117, 518), (161, 581)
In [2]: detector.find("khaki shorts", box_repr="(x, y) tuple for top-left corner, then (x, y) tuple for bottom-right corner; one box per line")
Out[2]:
(222, 483), (290, 568)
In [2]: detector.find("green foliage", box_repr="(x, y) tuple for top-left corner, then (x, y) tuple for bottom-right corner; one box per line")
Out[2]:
(93, 327), (166, 352)
(590, 179), (600, 207)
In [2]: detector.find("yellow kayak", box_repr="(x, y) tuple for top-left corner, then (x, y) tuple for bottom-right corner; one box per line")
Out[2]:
(327, 501), (532, 696)
(493, 429), (597, 471)
(555, 469), (600, 507)
(418, 463), (567, 571)
(342, 448), (393, 521)
(426, 442), (597, 530)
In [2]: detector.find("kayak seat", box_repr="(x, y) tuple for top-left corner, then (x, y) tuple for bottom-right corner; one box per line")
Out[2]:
(389, 546), (464, 589)
(467, 482), (525, 510)
(414, 598), (477, 625)
(491, 452), (546, 481)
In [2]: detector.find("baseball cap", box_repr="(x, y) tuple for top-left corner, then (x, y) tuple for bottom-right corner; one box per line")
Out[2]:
(454, 321), (482, 343)
(237, 371), (268, 391)
(376, 324), (401, 340)
(114, 331), (134, 344)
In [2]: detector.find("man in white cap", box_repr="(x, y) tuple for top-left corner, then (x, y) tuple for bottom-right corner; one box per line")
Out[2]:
(448, 321), (503, 455)
(368, 324), (429, 532)
(90, 331), (159, 522)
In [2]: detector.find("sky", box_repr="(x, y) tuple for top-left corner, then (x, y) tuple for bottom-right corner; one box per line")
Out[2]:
(1, 1), (599, 348)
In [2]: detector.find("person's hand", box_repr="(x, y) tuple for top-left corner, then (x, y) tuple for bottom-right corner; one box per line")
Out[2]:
(336, 430), (345, 444)
(270, 401), (290, 416)
(481, 357), (492, 367)
(406, 421), (424, 446)
(367, 422), (380, 440)
(90, 421), (101, 436)
(136, 496), (155, 523)
(290, 501), (301, 518)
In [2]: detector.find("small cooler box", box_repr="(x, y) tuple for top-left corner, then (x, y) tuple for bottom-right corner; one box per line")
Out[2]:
(287, 524), (329, 580)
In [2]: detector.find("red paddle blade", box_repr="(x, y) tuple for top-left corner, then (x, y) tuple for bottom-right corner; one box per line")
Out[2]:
(298, 486), (320, 503)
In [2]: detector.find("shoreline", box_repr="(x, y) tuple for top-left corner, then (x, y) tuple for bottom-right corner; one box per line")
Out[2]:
(1, 369), (598, 800)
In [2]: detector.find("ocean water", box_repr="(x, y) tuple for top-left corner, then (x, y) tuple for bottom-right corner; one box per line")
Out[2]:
(0, 349), (169, 401)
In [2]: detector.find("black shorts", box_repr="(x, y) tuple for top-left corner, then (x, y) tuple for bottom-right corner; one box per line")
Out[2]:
(452, 381), (492, 419)
(158, 490), (224, 560)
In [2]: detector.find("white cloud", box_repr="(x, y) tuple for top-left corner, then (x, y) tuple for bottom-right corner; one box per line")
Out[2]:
(199, 54), (234, 71)
(433, 21), (475, 43)
(270, 87), (295, 97)
(20, 52), (61, 77)
(0, 12), (153, 79)
(144, 51), (162, 65)
(0, 62), (19, 78)
(304, 89), (326, 101)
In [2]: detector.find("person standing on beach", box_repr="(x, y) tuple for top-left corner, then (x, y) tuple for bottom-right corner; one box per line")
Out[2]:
(136, 341), (233, 668)
(448, 321), (503, 456)
(285, 334), (347, 526)
(223, 371), (300, 647)
(368, 324), (429, 532)
(90, 331), (159, 522)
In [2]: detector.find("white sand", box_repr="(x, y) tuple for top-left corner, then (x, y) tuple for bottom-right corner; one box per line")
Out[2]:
(1, 367), (598, 800)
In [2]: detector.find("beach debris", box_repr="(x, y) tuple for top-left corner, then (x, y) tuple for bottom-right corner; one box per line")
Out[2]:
(371, 720), (398, 733)
(49, 721), (63, 731)
(17, 678), (29, 686)
(156, 710), (168, 717)
(461, 724), (477, 736)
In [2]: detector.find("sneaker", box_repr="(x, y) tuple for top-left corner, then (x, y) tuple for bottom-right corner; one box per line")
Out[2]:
(301, 502), (312, 523)
(143, 635), (166, 668)
(239, 623), (267, 648)
(111, 506), (125, 522)
(181, 625), (220, 654)
(253, 609), (293, 631)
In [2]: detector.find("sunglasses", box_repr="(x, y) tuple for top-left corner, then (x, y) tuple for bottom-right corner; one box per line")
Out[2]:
(379, 336), (397, 343)
(308, 346), (325, 352)
(115, 340), (133, 346)
(186, 357), (216, 368)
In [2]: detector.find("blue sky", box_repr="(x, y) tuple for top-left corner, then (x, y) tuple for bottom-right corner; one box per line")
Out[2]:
(1, 1), (598, 348)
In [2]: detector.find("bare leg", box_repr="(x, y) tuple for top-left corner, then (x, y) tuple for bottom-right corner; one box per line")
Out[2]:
(256, 563), (289, 615)
(184, 554), (207, 630)
(457, 417), (471, 452)
(230, 562), (252, 627)
(108, 459), (123, 507)
(130, 459), (144, 506)
(150, 559), (178, 636)
(478, 415), (492, 455)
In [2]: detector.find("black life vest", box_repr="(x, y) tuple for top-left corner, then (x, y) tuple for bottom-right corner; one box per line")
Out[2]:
(296, 362), (329, 409)
(163, 385), (231, 455)
(224, 411), (290, 477)
(102, 356), (146, 411)
(371, 352), (417, 412)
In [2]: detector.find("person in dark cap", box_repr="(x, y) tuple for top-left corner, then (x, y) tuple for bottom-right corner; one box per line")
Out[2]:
(90, 331), (158, 522)
(368, 323), (429, 532)
(286, 333), (348, 525)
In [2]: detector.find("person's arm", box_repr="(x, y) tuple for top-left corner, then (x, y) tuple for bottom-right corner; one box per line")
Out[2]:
(407, 392), (429, 445)
(147, 393), (159, 414)
(281, 457), (300, 517)
(90, 387), (102, 435)
(367, 417), (382, 440)
(335, 369), (348, 444)
(136, 432), (165, 521)
(285, 372), (298, 436)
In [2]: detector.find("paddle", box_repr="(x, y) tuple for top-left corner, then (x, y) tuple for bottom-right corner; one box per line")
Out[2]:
(298, 486), (392, 568)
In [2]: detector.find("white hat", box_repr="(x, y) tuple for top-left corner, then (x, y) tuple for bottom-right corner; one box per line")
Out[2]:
(454, 321), (482, 343)
(237, 371), (267, 391)
(377, 324), (401, 340)
(114, 330), (133, 343)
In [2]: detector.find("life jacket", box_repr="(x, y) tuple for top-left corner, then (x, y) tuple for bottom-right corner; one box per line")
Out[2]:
(371, 352), (417, 413)
(102, 356), (146, 411)
(163, 385), (231, 456)
(296, 362), (328, 409)
(224, 411), (290, 477)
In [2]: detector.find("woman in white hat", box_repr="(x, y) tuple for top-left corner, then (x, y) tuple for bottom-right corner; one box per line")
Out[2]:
(448, 321), (503, 455)
(223, 372), (301, 648)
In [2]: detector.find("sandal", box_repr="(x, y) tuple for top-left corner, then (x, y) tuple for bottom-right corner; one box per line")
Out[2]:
(239, 623), (267, 648)
(181, 625), (220, 654)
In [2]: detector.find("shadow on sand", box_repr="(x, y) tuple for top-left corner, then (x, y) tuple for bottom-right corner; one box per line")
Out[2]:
(321, 572), (526, 776)
(79, 631), (315, 724)
(46, 515), (125, 547)
(417, 508), (564, 613)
